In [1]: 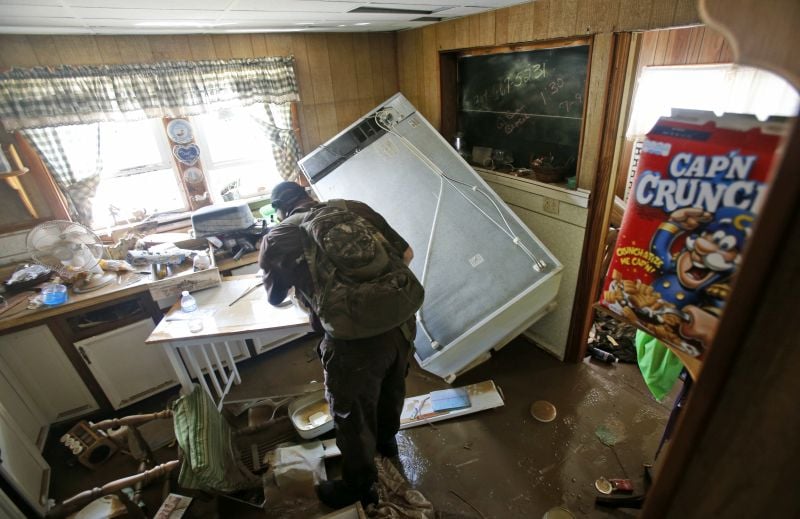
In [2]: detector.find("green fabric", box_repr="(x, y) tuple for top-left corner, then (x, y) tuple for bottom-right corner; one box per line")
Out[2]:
(635, 331), (684, 401)
(172, 386), (259, 492)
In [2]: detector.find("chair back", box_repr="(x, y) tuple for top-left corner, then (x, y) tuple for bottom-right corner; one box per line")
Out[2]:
(172, 386), (260, 492)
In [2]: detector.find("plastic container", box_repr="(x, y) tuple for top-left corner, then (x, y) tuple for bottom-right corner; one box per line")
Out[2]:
(288, 390), (334, 439)
(180, 291), (197, 313)
(41, 284), (68, 306)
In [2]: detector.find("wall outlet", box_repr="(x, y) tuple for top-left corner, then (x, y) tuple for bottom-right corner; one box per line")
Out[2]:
(543, 197), (560, 215)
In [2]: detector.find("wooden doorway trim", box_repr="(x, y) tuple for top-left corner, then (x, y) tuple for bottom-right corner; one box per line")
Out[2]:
(563, 31), (633, 363)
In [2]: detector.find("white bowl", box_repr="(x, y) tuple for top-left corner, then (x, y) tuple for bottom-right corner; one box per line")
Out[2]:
(288, 390), (334, 439)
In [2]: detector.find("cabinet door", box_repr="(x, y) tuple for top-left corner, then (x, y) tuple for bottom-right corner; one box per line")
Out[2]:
(0, 402), (50, 517)
(0, 368), (48, 451)
(0, 325), (98, 423)
(74, 319), (179, 409)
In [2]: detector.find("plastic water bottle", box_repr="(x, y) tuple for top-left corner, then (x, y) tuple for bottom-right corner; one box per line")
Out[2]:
(180, 290), (197, 313)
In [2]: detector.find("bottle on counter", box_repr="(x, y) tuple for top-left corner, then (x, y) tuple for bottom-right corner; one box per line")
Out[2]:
(180, 290), (197, 313)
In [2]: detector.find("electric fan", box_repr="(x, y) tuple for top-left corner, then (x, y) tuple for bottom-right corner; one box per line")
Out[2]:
(26, 220), (116, 293)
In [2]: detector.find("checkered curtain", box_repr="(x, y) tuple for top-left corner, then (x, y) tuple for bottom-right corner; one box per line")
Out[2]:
(0, 57), (301, 223)
(0, 57), (300, 130)
(23, 126), (103, 226)
(258, 103), (302, 181)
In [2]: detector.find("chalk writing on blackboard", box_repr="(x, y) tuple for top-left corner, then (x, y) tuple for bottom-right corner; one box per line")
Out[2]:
(471, 62), (548, 109)
(496, 106), (534, 135)
(458, 44), (590, 171)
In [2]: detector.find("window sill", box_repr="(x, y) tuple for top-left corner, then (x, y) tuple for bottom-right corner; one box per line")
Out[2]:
(97, 195), (273, 242)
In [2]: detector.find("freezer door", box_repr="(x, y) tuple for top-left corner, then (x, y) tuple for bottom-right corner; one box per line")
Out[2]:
(299, 94), (563, 381)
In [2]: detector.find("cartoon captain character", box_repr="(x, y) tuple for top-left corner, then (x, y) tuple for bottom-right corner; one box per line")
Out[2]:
(650, 206), (753, 349)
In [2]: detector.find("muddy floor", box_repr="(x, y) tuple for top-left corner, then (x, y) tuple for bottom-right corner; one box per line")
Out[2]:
(44, 334), (678, 518)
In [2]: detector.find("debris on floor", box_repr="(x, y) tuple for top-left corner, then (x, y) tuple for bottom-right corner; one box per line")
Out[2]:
(530, 400), (557, 423)
(542, 504), (576, 518)
(588, 311), (638, 363)
(154, 493), (193, 519)
(399, 380), (504, 429)
(594, 418), (627, 447)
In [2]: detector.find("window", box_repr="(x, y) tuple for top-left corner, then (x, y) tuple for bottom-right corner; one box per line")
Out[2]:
(68, 105), (291, 232)
(91, 119), (187, 230)
(627, 64), (800, 138)
(620, 64), (799, 200)
(193, 105), (284, 201)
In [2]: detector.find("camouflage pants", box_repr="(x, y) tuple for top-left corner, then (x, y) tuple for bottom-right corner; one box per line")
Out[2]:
(318, 323), (414, 491)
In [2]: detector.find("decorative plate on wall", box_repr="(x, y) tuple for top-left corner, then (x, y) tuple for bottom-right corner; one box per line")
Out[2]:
(166, 119), (193, 144)
(173, 144), (200, 166)
(182, 166), (204, 184)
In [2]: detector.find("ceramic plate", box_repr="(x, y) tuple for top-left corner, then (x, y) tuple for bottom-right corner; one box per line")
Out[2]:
(166, 119), (193, 144)
(173, 144), (200, 166)
(182, 166), (204, 184)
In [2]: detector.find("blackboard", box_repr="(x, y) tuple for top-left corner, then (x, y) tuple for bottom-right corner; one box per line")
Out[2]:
(458, 44), (590, 173)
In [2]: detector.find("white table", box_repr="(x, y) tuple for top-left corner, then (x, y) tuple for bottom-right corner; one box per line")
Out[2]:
(146, 276), (312, 409)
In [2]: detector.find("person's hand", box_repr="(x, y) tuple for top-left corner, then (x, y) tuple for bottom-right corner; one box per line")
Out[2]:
(669, 208), (713, 231)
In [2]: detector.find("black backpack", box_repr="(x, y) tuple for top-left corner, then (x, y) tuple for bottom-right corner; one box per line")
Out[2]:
(283, 200), (424, 340)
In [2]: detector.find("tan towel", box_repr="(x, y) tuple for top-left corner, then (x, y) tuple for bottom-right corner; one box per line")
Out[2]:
(368, 457), (434, 519)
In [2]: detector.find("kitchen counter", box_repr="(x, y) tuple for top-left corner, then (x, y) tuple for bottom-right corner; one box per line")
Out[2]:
(0, 250), (260, 334)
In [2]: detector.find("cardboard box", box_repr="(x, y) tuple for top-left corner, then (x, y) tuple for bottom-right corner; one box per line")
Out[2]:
(598, 110), (787, 358)
(148, 267), (221, 301)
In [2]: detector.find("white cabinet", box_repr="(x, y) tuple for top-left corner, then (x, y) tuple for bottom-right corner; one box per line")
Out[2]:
(0, 485), (29, 519)
(0, 368), (48, 450)
(0, 401), (50, 517)
(0, 325), (98, 424)
(74, 319), (179, 409)
(478, 170), (590, 360)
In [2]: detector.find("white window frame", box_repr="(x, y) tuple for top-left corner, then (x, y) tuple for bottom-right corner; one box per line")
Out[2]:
(191, 106), (282, 204)
(91, 119), (191, 232)
(101, 118), (176, 179)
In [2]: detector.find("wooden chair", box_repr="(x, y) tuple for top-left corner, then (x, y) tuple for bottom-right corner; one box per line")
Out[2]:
(46, 386), (297, 518)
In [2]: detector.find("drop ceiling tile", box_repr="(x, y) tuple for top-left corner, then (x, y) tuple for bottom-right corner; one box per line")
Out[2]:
(67, 0), (230, 8)
(68, 7), (226, 20)
(0, 0), (62, 5)
(231, 0), (362, 12)
(0, 17), (86, 27)
(0, 4), (72, 17)
(221, 11), (420, 22)
(79, 18), (227, 27)
(438, 6), (493, 16)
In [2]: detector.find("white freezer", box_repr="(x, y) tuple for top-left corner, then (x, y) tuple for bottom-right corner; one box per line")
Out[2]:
(298, 94), (563, 381)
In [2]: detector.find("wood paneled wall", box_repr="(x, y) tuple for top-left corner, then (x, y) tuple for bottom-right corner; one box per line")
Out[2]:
(396, 0), (702, 190)
(0, 33), (399, 154)
(638, 24), (734, 70)
(614, 24), (735, 197)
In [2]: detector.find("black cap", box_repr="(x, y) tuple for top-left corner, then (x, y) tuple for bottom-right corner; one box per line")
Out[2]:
(270, 181), (307, 210)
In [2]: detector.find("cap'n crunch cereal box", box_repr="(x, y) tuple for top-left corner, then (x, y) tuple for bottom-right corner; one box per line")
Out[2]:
(598, 110), (787, 359)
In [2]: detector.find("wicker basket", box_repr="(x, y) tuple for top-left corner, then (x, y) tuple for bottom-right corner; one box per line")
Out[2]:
(531, 165), (569, 183)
